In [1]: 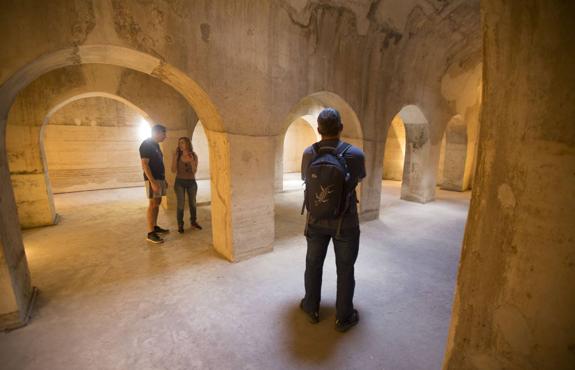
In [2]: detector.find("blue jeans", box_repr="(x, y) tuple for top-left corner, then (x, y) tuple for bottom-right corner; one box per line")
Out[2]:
(174, 178), (198, 226)
(302, 224), (360, 321)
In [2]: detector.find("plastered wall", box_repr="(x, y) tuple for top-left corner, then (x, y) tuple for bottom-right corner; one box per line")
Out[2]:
(44, 97), (145, 193)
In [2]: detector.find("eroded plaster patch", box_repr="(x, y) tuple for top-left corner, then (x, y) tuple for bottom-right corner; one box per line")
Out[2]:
(497, 183), (516, 210)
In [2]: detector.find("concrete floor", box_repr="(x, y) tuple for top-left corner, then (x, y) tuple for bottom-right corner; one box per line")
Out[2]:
(0, 180), (470, 370)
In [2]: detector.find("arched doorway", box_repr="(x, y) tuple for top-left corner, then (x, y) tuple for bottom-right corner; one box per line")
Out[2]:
(274, 91), (363, 241)
(191, 120), (210, 204)
(282, 116), (319, 192)
(275, 91), (364, 192)
(0, 46), (233, 327)
(382, 105), (435, 204)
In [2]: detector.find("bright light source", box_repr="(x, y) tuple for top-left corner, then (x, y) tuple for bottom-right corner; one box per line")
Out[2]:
(138, 118), (151, 141)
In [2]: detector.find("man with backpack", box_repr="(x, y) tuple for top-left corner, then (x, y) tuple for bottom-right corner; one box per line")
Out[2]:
(300, 107), (366, 332)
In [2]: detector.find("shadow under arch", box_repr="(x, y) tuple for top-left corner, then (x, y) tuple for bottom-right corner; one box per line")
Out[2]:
(275, 91), (364, 192)
(386, 104), (436, 203)
(0, 45), (233, 328)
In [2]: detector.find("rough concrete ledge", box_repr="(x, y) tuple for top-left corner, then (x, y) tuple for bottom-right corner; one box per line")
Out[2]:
(0, 286), (38, 332)
(233, 245), (274, 263)
(400, 194), (436, 204)
(359, 209), (380, 222)
(440, 183), (466, 192)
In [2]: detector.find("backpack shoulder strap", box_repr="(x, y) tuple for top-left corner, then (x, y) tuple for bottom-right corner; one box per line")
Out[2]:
(311, 142), (320, 155)
(335, 141), (352, 156)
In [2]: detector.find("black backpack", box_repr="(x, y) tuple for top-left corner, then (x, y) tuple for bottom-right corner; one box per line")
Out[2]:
(301, 141), (353, 222)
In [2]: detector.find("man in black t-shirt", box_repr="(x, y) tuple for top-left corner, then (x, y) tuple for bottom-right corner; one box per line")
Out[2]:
(299, 108), (366, 332)
(139, 124), (169, 244)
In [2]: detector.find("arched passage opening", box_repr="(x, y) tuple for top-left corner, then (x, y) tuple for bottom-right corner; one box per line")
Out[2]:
(382, 115), (406, 181)
(0, 46), (233, 328)
(190, 120), (211, 205)
(282, 115), (320, 192)
(381, 105), (435, 205)
(274, 91), (363, 241)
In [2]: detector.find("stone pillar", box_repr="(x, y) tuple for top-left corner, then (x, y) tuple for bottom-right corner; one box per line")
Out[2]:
(273, 134), (284, 193)
(8, 124), (57, 228)
(206, 130), (275, 261)
(441, 115), (471, 191)
(228, 133), (275, 260)
(443, 1), (575, 368)
(401, 122), (435, 203)
(0, 146), (36, 330)
(358, 138), (383, 221)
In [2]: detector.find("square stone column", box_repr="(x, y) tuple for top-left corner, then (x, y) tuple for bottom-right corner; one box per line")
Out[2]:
(0, 164), (36, 330)
(357, 138), (383, 222)
(8, 125), (57, 228)
(206, 131), (275, 262)
(227, 133), (275, 260)
(401, 123), (436, 203)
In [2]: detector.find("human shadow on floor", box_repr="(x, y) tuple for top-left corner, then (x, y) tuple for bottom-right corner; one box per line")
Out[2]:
(284, 302), (351, 365)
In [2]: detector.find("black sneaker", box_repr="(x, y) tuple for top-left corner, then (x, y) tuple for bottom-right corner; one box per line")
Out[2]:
(300, 299), (319, 324)
(191, 222), (202, 230)
(146, 232), (164, 244)
(335, 309), (359, 332)
(178, 225), (184, 234)
(154, 225), (170, 234)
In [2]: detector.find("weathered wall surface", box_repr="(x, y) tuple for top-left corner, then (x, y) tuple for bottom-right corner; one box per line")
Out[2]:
(44, 97), (144, 193)
(443, 1), (575, 369)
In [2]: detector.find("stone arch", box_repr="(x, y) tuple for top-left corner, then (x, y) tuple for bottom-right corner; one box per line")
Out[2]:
(29, 92), (154, 226)
(279, 91), (363, 144)
(440, 114), (473, 191)
(6, 65), (197, 228)
(384, 104), (435, 203)
(0, 46), (233, 327)
(275, 91), (364, 192)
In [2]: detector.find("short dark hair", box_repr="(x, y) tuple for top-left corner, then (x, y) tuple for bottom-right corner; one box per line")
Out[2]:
(152, 124), (167, 133)
(317, 108), (342, 137)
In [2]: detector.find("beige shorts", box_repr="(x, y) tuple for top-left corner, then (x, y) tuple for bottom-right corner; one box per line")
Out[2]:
(145, 180), (167, 199)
